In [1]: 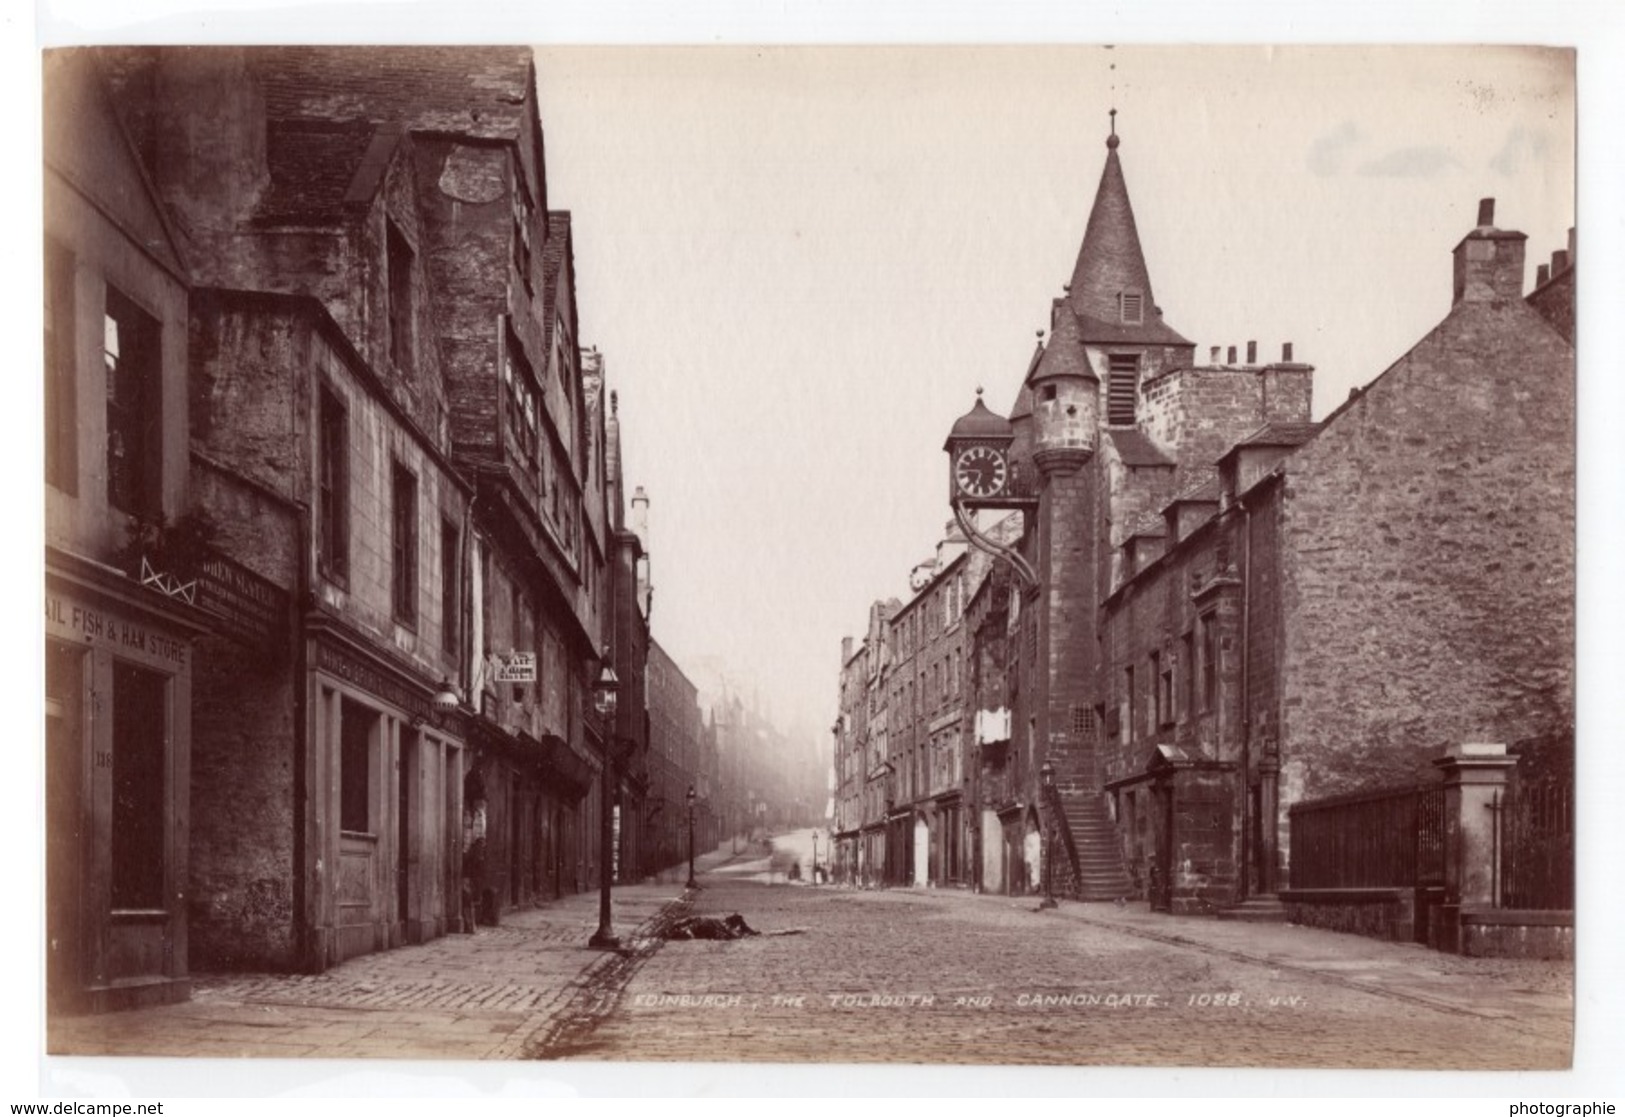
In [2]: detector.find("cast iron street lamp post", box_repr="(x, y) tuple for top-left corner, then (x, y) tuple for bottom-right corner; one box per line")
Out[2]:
(686, 785), (698, 888)
(1039, 759), (1058, 910)
(589, 654), (621, 950)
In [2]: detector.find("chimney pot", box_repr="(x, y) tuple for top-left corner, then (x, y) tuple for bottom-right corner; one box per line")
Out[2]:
(1477, 198), (1495, 227)
(1536, 263), (1550, 287)
(1246, 340), (1257, 365)
(1227, 346), (1237, 364)
(1282, 342), (1294, 362)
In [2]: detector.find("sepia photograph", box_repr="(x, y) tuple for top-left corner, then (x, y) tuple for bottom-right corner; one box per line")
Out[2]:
(25, 11), (1621, 1100)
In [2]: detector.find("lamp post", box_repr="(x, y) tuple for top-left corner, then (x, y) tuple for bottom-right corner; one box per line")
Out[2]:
(686, 785), (698, 889)
(811, 829), (820, 884)
(1039, 760), (1058, 910)
(588, 653), (621, 950)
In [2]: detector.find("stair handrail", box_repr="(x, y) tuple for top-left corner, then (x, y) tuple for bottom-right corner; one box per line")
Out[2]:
(1040, 769), (1085, 901)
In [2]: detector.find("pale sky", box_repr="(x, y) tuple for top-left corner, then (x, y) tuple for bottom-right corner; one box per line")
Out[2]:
(532, 44), (1576, 733)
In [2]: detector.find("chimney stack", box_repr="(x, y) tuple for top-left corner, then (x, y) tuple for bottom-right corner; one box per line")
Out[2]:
(1536, 263), (1550, 287)
(1282, 342), (1294, 362)
(1452, 197), (1526, 306)
(1552, 249), (1569, 275)
(1246, 340), (1257, 365)
(1227, 345), (1237, 364)
(1209, 346), (1220, 364)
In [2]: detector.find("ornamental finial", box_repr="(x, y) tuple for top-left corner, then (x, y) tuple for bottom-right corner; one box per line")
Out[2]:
(1107, 108), (1119, 150)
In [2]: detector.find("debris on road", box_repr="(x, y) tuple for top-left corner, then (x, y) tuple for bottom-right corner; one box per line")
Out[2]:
(660, 914), (812, 941)
(662, 914), (760, 940)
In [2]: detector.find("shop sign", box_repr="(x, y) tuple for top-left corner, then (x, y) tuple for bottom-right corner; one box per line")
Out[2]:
(194, 552), (288, 649)
(45, 593), (189, 668)
(493, 652), (536, 683)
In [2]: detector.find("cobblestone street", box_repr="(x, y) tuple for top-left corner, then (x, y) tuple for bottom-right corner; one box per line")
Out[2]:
(535, 857), (1574, 1070)
(47, 844), (1572, 1071)
(47, 871), (702, 1061)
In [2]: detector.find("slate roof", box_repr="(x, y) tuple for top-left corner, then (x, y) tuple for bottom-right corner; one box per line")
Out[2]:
(1008, 384), (1035, 422)
(250, 46), (532, 139)
(254, 118), (378, 225)
(1007, 336), (1047, 420)
(1107, 428), (1174, 467)
(1233, 422), (1323, 450)
(1064, 128), (1191, 346)
(1166, 475), (1221, 506)
(1126, 514), (1167, 540)
(1027, 307), (1098, 387)
(1071, 306), (1192, 347)
(248, 47), (533, 226)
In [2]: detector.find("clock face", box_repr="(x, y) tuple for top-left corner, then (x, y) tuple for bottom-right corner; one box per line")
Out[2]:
(954, 445), (1008, 499)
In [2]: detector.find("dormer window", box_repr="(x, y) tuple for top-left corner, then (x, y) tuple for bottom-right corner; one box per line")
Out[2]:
(1118, 290), (1144, 325)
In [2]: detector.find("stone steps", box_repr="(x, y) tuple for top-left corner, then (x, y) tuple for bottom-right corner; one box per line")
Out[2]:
(1053, 791), (1133, 902)
(1215, 895), (1289, 923)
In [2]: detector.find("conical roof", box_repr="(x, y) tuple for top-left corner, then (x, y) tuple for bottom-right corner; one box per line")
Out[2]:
(1065, 125), (1190, 346)
(1008, 334), (1047, 420)
(1026, 307), (1097, 385)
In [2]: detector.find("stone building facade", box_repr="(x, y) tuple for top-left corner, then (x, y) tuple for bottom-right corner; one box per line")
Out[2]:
(1096, 200), (1574, 910)
(843, 120), (1574, 921)
(645, 639), (704, 877)
(43, 52), (211, 1011)
(834, 527), (1017, 889)
(41, 48), (745, 1007)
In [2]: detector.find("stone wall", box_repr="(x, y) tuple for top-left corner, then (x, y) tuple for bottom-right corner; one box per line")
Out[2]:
(1276, 295), (1574, 802)
(1099, 517), (1232, 788)
(1282, 888), (1416, 943)
(190, 634), (299, 968)
(1139, 365), (1269, 481)
(1459, 910), (1573, 960)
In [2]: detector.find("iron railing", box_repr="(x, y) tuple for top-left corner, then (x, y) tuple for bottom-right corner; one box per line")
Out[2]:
(1494, 776), (1573, 910)
(1288, 783), (1443, 889)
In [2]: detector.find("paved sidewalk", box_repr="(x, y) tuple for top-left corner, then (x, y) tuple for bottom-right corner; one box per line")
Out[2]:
(957, 888), (1573, 1035)
(46, 848), (739, 1060)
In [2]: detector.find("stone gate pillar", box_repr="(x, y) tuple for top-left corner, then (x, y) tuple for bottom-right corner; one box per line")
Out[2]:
(1433, 741), (1516, 951)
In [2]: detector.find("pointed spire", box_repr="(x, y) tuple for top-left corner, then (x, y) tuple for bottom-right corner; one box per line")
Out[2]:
(1062, 114), (1191, 346)
(1067, 114), (1155, 320)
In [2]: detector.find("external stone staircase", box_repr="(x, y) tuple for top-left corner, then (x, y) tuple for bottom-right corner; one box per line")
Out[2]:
(1043, 748), (1135, 903)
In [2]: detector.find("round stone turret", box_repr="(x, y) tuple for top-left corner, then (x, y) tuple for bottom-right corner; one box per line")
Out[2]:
(1026, 310), (1098, 472)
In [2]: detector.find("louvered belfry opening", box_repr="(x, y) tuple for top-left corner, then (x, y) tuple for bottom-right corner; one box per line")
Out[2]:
(1107, 354), (1138, 425)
